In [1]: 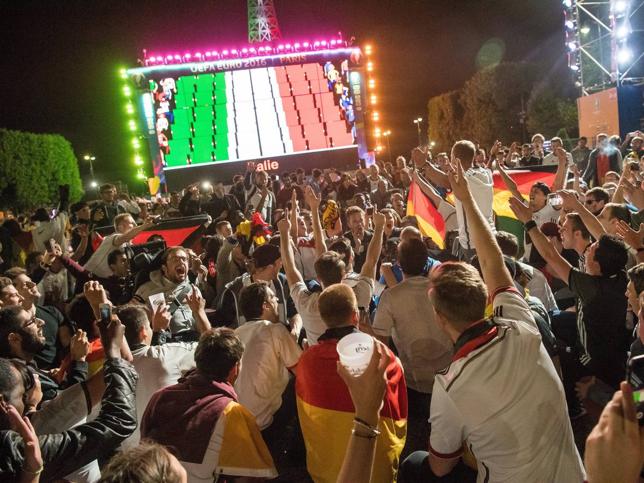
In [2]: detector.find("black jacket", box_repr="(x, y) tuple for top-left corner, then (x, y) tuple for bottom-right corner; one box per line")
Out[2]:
(0, 358), (138, 482)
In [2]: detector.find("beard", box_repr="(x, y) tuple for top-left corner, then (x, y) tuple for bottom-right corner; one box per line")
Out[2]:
(20, 330), (46, 355)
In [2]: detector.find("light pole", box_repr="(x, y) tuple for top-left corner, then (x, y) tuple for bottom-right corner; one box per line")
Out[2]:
(83, 154), (96, 183)
(413, 117), (423, 146)
(383, 130), (392, 163)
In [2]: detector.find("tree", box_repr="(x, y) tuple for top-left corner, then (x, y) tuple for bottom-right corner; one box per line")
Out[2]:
(526, 86), (578, 141)
(0, 129), (83, 210)
(428, 89), (463, 152)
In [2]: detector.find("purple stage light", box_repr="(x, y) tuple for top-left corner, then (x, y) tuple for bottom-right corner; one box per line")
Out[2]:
(222, 49), (229, 55)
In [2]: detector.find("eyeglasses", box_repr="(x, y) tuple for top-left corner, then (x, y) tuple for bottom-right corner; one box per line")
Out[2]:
(22, 315), (38, 329)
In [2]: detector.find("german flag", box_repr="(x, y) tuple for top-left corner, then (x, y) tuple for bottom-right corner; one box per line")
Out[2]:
(95, 214), (208, 250)
(406, 181), (446, 248)
(296, 339), (407, 483)
(493, 168), (556, 247)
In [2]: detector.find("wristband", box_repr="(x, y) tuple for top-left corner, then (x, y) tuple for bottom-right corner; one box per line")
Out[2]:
(353, 417), (380, 438)
(22, 465), (44, 476)
(523, 220), (537, 231)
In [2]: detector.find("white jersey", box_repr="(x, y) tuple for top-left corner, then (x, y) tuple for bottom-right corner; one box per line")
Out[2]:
(455, 167), (494, 249)
(430, 288), (585, 483)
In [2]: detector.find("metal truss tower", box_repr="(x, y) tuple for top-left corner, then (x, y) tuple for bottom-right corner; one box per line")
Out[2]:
(248, 0), (282, 43)
(564, 0), (643, 95)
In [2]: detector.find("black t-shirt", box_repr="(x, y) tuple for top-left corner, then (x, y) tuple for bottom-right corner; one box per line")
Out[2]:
(569, 268), (628, 388)
(34, 305), (65, 370)
(344, 230), (373, 273)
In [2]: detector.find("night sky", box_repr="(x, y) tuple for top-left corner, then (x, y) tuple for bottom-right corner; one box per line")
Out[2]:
(1, 0), (567, 190)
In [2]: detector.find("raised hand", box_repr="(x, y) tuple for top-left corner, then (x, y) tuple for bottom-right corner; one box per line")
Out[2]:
(83, 281), (108, 310)
(98, 314), (125, 360)
(372, 211), (386, 231)
(0, 399), (43, 475)
(337, 339), (391, 426)
(70, 329), (90, 362)
(277, 210), (291, 236)
(304, 185), (320, 210)
(616, 220), (644, 250)
(446, 159), (472, 201)
(557, 189), (580, 211)
(185, 286), (205, 314)
(584, 382), (644, 483)
(151, 302), (171, 332)
(508, 197), (533, 224)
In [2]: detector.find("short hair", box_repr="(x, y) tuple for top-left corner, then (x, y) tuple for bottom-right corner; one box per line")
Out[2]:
(627, 263), (644, 295)
(98, 442), (184, 483)
(400, 226), (422, 241)
(0, 306), (25, 357)
(398, 238), (428, 276)
(565, 213), (591, 240)
(239, 282), (271, 320)
(605, 203), (631, 224)
(114, 213), (133, 229)
(0, 277), (14, 292)
(318, 284), (357, 327)
(24, 252), (43, 271)
(429, 262), (488, 326)
(346, 206), (365, 219)
(531, 182), (551, 197)
(107, 248), (127, 267)
(215, 220), (231, 231)
(531, 133), (545, 143)
(400, 216), (419, 228)
(100, 183), (116, 193)
(551, 137), (563, 144)
(3, 268), (26, 283)
(327, 238), (353, 264)
(585, 187), (610, 204)
(314, 251), (346, 287)
(160, 246), (186, 266)
(495, 231), (519, 258)
(194, 328), (244, 381)
(71, 201), (89, 213)
(595, 234), (628, 277)
(580, 136), (587, 142)
(451, 140), (476, 164)
(380, 208), (401, 225)
(116, 305), (150, 348)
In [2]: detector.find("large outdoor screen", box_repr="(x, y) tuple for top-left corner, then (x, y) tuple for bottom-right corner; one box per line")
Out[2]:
(151, 61), (357, 169)
(125, 46), (372, 188)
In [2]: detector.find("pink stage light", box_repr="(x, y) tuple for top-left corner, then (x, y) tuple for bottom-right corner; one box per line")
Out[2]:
(249, 47), (256, 54)
(242, 48), (248, 54)
(321, 40), (327, 46)
(294, 42), (300, 49)
(185, 53), (191, 59)
(277, 44), (285, 50)
(313, 41), (320, 47)
(173, 55), (181, 60)
(303, 42), (310, 47)
(205, 51), (212, 57)
(264, 46), (272, 51)
(222, 49), (229, 55)
(195, 52), (202, 58)
(231, 49), (238, 55)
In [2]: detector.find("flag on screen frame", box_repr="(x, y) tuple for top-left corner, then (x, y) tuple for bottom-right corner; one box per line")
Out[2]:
(406, 181), (446, 248)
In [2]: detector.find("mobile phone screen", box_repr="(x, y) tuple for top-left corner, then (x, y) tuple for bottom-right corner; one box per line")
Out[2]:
(627, 355), (644, 425)
(99, 304), (112, 323)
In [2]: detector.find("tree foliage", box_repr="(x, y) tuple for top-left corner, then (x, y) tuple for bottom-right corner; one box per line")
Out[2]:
(0, 129), (83, 210)
(427, 62), (578, 151)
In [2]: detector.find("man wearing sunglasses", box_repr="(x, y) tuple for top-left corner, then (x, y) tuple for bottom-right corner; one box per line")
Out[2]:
(583, 187), (610, 216)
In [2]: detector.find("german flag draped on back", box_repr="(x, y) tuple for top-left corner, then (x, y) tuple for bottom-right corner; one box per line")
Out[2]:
(406, 181), (446, 248)
(296, 338), (407, 483)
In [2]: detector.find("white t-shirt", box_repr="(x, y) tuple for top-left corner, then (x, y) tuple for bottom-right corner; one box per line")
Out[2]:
(372, 276), (453, 393)
(290, 275), (374, 344)
(124, 342), (197, 448)
(542, 151), (573, 167)
(455, 168), (494, 249)
(516, 260), (558, 312)
(83, 233), (124, 278)
(523, 203), (559, 260)
(293, 236), (317, 281)
(234, 320), (302, 429)
(430, 289), (585, 483)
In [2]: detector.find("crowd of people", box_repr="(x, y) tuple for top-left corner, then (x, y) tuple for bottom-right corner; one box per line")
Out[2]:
(0, 129), (644, 482)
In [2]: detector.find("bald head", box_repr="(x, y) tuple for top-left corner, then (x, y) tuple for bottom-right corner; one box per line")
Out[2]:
(400, 226), (422, 242)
